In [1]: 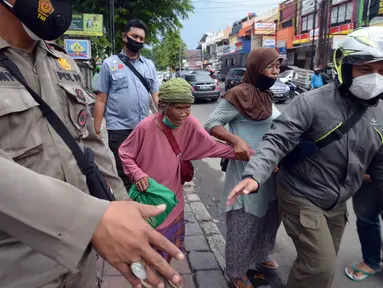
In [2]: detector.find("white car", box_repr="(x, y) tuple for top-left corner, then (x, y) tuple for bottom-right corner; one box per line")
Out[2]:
(278, 70), (294, 83)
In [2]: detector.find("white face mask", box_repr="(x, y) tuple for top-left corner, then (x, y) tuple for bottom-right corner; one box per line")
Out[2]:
(349, 73), (383, 100)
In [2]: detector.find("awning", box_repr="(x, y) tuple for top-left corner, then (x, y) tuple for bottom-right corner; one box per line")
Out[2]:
(239, 27), (251, 37)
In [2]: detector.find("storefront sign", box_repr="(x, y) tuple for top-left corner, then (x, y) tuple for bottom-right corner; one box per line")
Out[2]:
(254, 23), (276, 35)
(64, 39), (91, 60)
(293, 23), (353, 45)
(65, 14), (103, 37)
(263, 36), (276, 48)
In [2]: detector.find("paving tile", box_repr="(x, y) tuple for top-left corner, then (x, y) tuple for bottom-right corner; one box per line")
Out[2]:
(185, 222), (203, 236)
(101, 275), (132, 288)
(171, 258), (192, 275)
(186, 194), (201, 203)
(195, 270), (228, 288)
(188, 251), (220, 271)
(103, 262), (122, 276)
(184, 203), (192, 213)
(185, 236), (210, 252)
(184, 212), (198, 224)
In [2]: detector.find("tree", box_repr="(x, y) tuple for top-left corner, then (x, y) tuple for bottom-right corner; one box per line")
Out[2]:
(70, 0), (193, 51)
(151, 30), (187, 71)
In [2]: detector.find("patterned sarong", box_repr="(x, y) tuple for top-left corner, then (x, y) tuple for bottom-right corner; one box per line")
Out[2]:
(156, 213), (185, 262)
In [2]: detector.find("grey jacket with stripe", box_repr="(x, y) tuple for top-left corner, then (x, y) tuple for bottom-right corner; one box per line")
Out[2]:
(244, 83), (383, 210)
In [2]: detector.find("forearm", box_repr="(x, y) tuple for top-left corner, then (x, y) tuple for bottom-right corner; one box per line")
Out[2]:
(210, 125), (241, 145)
(93, 99), (106, 133)
(152, 92), (159, 106)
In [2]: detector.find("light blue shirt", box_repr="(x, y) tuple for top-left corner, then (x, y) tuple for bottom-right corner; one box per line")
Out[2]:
(204, 99), (281, 217)
(311, 73), (324, 89)
(95, 51), (161, 130)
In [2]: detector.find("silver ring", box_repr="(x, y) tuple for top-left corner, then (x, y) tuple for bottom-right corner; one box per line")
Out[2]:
(130, 261), (147, 280)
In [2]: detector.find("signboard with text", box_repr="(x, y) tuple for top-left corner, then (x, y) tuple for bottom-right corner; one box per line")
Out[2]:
(254, 23), (276, 35)
(64, 39), (92, 60)
(65, 14), (103, 37)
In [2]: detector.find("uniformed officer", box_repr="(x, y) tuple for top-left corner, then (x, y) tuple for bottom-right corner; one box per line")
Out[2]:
(0, 1), (183, 287)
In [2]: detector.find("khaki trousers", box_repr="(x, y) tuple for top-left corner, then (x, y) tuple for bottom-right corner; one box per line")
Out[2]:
(277, 186), (348, 288)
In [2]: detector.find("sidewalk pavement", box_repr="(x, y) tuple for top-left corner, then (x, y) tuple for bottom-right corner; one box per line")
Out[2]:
(99, 120), (230, 288)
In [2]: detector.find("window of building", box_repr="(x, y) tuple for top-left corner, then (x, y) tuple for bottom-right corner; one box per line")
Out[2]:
(301, 13), (318, 33)
(281, 19), (293, 29)
(331, 1), (353, 26)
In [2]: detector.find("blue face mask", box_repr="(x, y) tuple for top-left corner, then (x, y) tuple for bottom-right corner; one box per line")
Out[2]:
(163, 116), (177, 129)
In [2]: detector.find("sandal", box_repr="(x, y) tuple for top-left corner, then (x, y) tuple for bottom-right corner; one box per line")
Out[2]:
(233, 275), (253, 288)
(345, 263), (381, 281)
(261, 259), (279, 270)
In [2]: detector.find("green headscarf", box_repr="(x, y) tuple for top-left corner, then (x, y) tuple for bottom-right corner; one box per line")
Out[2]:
(159, 77), (195, 104)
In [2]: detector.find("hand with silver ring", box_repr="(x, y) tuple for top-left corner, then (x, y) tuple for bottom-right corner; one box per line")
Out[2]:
(91, 202), (185, 288)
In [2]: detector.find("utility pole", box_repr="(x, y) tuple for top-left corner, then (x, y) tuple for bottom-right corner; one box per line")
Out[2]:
(323, 0), (331, 69)
(179, 45), (182, 72)
(310, 0), (318, 70)
(110, 0), (115, 55)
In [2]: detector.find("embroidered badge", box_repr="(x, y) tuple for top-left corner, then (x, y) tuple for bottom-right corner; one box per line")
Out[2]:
(118, 64), (124, 70)
(38, 0), (54, 21)
(77, 110), (87, 127)
(76, 88), (86, 102)
(58, 58), (72, 71)
(110, 66), (117, 71)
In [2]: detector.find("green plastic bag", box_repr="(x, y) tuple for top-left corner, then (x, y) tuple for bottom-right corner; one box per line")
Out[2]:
(129, 178), (178, 228)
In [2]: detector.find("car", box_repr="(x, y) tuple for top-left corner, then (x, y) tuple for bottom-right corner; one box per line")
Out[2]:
(278, 69), (294, 83)
(224, 67), (291, 103)
(225, 68), (245, 91)
(185, 73), (220, 102)
(271, 78), (291, 103)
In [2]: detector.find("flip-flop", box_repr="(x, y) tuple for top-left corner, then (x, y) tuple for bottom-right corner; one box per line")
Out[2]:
(233, 275), (253, 288)
(261, 260), (279, 270)
(344, 263), (381, 282)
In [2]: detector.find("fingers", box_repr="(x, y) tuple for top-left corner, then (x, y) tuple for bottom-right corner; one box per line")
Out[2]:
(147, 228), (184, 261)
(226, 179), (257, 205)
(143, 178), (149, 191)
(136, 180), (144, 192)
(138, 203), (167, 218)
(141, 246), (182, 287)
(116, 262), (143, 288)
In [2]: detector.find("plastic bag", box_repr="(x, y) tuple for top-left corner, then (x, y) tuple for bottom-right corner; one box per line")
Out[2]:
(129, 178), (178, 228)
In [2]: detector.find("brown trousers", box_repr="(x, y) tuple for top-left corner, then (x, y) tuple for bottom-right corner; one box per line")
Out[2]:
(277, 186), (348, 288)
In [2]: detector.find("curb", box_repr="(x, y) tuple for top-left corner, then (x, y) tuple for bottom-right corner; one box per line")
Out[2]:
(183, 182), (231, 286)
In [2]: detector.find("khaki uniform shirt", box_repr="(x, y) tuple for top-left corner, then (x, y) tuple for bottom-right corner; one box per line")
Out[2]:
(0, 37), (128, 287)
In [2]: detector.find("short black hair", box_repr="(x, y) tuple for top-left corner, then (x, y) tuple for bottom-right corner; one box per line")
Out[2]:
(124, 20), (148, 35)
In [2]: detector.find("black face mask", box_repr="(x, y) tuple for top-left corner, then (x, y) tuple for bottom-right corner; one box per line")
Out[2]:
(257, 74), (276, 90)
(2, 0), (72, 41)
(126, 36), (144, 53)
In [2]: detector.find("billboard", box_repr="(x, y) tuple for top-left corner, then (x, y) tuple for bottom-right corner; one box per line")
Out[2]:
(64, 39), (92, 60)
(65, 14), (103, 37)
(254, 23), (276, 35)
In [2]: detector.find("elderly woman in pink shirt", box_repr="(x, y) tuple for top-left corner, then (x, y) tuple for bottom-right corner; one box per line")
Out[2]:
(119, 78), (237, 263)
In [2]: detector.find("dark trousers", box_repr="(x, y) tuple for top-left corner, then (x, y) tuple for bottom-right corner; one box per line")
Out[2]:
(353, 181), (383, 271)
(108, 129), (133, 191)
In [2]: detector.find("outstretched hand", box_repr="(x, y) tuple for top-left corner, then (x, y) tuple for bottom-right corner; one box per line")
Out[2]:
(226, 178), (259, 206)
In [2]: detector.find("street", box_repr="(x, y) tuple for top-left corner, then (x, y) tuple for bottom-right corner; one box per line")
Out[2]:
(191, 83), (383, 288)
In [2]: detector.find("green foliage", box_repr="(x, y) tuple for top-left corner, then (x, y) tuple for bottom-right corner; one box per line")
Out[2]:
(69, 0), (193, 61)
(151, 30), (187, 71)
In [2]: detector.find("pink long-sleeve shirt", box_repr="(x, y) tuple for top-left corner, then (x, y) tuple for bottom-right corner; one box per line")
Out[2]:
(119, 113), (236, 229)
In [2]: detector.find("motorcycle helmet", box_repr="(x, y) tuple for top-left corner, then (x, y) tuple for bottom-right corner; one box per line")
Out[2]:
(333, 26), (383, 89)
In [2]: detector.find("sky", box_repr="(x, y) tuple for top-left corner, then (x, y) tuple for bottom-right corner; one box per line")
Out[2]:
(181, 0), (283, 49)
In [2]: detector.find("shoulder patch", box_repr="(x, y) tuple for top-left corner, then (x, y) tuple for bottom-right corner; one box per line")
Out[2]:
(46, 42), (67, 54)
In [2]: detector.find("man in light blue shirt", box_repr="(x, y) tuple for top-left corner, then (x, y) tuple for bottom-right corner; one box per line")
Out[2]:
(94, 19), (160, 189)
(311, 68), (324, 89)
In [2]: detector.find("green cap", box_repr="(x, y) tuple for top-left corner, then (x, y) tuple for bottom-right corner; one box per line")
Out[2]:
(159, 78), (195, 104)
